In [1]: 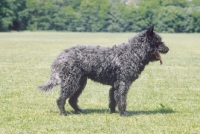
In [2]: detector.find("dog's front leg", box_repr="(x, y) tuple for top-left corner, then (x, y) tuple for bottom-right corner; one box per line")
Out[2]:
(109, 87), (117, 113)
(114, 81), (129, 116)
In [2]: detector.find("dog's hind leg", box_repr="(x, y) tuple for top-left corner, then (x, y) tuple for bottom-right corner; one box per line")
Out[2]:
(57, 93), (68, 116)
(109, 87), (117, 113)
(68, 77), (87, 113)
(56, 80), (72, 116)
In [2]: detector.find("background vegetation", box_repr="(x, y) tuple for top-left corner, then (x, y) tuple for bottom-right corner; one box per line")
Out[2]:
(0, 0), (200, 32)
(0, 32), (200, 133)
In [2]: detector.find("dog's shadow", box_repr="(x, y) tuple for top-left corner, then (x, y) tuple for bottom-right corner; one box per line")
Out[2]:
(68, 107), (175, 116)
(128, 108), (175, 116)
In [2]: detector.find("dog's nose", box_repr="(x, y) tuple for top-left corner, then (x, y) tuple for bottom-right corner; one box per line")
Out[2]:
(165, 47), (169, 53)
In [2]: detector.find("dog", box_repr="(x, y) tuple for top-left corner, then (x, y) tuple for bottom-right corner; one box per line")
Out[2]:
(38, 25), (169, 116)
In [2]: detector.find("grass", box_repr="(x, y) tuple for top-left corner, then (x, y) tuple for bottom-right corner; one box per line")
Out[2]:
(0, 32), (200, 133)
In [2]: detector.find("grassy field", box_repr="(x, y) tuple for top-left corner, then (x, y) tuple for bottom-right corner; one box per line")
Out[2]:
(0, 32), (200, 133)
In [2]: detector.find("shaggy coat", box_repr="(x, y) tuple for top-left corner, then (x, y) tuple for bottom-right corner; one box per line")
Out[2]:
(38, 25), (169, 116)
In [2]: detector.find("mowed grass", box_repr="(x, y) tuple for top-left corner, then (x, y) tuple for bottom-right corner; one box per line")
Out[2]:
(0, 32), (200, 133)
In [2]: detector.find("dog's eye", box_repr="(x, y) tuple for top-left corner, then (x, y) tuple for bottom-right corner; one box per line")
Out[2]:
(156, 42), (162, 47)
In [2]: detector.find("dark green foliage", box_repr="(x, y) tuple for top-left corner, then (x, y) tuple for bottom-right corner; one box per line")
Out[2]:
(0, 0), (200, 32)
(191, 9), (200, 32)
(106, 4), (127, 32)
(0, 0), (14, 31)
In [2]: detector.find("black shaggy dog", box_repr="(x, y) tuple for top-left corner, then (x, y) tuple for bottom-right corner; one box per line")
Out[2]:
(38, 25), (169, 116)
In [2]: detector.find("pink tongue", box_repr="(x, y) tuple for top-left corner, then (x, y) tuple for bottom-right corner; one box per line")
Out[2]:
(156, 53), (163, 65)
(159, 59), (163, 65)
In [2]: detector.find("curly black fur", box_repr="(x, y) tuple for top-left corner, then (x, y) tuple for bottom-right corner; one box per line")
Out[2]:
(38, 25), (169, 116)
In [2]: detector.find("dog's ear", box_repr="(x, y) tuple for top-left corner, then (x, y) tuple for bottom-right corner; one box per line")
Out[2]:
(146, 25), (154, 36)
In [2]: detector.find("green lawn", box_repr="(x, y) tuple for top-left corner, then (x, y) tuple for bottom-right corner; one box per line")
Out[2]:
(0, 32), (200, 133)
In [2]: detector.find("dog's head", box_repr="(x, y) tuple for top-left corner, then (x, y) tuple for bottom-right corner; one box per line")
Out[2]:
(139, 25), (169, 65)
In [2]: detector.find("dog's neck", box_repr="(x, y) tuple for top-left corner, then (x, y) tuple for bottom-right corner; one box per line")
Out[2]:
(129, 42), (151, 63)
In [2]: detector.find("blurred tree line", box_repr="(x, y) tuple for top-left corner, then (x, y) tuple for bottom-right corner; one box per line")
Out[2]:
(0, 0), (200, 32)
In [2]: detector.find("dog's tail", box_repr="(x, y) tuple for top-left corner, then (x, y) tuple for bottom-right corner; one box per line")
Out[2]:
(37, 73), (60, 92)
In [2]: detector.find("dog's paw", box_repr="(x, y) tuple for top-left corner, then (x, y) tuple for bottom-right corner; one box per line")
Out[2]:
(60, 112), (68, 116)
(110, 110), (116, 114)
(75, 109), (84, 114)
(120, 112), (128, 117)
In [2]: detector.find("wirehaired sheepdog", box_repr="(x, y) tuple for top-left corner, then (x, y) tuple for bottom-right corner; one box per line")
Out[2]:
(38, 25), (169, 116)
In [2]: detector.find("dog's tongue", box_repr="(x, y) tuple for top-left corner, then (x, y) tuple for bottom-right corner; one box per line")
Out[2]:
(156, 52), (162, 65)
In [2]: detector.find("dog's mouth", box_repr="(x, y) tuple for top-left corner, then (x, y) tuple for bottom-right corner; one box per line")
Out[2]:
(155, 52), (162, 65)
